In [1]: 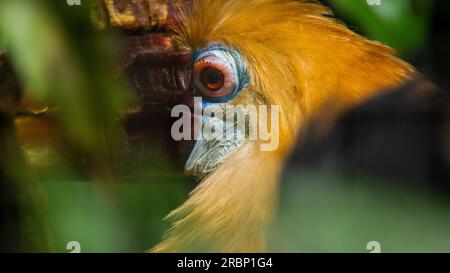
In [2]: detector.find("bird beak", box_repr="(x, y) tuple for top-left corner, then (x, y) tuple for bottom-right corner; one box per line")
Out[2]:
(104, 1), (196, 171)
(118, 33), (195, 170)
(119, 34), (193, 110)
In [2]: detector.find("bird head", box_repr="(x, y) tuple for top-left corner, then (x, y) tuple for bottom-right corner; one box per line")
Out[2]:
(152, 0), (415, 252)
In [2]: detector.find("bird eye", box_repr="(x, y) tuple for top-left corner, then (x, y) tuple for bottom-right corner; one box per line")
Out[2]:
(200, 66), (225, 91)
(192, 45), (249, 103)
(193, 57), (236, 100)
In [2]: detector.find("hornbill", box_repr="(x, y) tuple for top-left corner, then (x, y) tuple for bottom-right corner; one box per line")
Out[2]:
(146, 0), (427, 252)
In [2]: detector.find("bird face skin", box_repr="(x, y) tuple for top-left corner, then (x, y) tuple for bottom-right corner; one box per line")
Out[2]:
(185, 44), (253, 179)
(151, 0), (416, 253)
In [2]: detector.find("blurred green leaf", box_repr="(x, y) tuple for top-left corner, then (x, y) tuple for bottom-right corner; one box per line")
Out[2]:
(0, 33), (5, 52)
(43, 179), (189, 252)
(0, 0), (131, 155)
(330, 0), (434, 55)
(273, 168), (450, 252)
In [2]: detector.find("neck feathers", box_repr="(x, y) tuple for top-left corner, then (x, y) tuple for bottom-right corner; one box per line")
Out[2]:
(152, 142), (283, 252)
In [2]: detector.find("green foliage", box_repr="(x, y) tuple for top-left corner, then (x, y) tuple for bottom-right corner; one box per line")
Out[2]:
(273, 168), (450, 252)
(330, 0), (434, 55)
(0, 0), (131, 153)
(43, 179), (189, 252)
